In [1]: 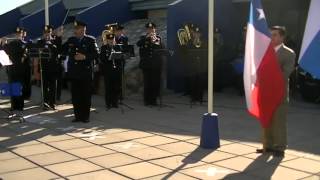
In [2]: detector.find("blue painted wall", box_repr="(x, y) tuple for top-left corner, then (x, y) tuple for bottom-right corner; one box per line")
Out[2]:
(19, 1), (67, 39)
(76, 0), (136, 37)
(167, 0), (240, 92)
(0, 9), (22, 37)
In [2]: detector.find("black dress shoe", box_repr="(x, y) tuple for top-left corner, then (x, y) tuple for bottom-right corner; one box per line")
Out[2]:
(71, 119), (81, 123)
(82, 119), (90, 123)
(256, 148), (274, 153)
(273, 150), (285, 157)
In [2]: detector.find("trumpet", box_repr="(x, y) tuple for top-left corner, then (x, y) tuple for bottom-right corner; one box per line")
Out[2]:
(177, 24), (192, 46)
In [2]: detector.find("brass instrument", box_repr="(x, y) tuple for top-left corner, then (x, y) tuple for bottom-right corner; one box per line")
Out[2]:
(177, 24), (192, 46)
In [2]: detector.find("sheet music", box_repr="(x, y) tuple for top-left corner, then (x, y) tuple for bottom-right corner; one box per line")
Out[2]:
(0, 50), (12, 66)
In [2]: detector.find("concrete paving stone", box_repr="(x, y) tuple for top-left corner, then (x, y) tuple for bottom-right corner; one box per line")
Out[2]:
(4, 139), (42, 148)
(37, 134), (75, 143)
(183, 149), (236, 163)
(300, 175), (320, 180)
(158, 132), (198, 141)
(45, 159), (102, 177)
(111, 162), (170, 179)
(281, 158), (320, 174)
(248, 165), (311, 180)
(87, 153), (141, 168)
(133, 135), (178, 146)
(223, 172), (259, 180)
(48, 138), (94, 150)
(213, 156), (266, 172)
(12, 143), (57, 156)
(66, 146), (115, 158)
(126, 147), (174, 160)
(0, 149), (19, 160)
(26, 151), (79, 166)
(67, 169), (130, 180)
(103, 141), (149, 153)
(0, 167), (58, 180)
(150, 155), (206, 170)
(244, 152), (298, 162)
(302, 154), (320, 162)
(113, 130), (155, 141)
(156, 142), (198, 155)
(142, 172), (198, 180)
(99, 128), (130, 135)
(218, 143), (257, 155)
(82, 134), (127, 145)
(238, 141), (261, 148)
(180, 164), (237, 180)
(0, 157), (38, 174)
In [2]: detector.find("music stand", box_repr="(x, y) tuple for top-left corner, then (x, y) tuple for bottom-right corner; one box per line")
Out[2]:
(29, 43), (52, 110)
(153, 48), (174, 109)
(109, 45), (135, 113)
(0, 82), (25, 122)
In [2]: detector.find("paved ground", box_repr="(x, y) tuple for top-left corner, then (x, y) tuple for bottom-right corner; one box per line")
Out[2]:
(0, 87), (320, 180)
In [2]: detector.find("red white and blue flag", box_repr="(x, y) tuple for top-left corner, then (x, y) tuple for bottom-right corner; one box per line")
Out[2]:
(244, 0), (285, 128)
(299, 0), (320, 79)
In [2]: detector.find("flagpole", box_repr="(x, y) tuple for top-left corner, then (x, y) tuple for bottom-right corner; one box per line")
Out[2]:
(199, 0), (220, 149)
(45, 0), (49, 25)
(208, 0), (214, 113)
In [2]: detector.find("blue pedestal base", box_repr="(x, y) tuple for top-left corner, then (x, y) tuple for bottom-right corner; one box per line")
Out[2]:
(200, 113), (220, 149)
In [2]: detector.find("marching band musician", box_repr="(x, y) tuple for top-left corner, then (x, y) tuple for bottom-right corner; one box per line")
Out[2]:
(34, 25), (60, 110)
(62, 20), (99, 123)
(3, 27), (31, 113)
(187, 26), (207, 104)
(100, 27), (122, 109)
(137, 22), (164, 106)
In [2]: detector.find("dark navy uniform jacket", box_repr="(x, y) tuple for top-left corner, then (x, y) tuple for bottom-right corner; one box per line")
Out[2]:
(63, 35), (99, 80)
(137, 34), (163, 69)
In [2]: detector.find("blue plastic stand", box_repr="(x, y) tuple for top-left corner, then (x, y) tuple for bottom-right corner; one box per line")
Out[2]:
(200, 113), (220, 149)
(0, 82), (22, 97)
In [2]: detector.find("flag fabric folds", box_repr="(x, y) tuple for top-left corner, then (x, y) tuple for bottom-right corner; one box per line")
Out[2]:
(299, 0), (320, 79)
(244, 0), (285, 128)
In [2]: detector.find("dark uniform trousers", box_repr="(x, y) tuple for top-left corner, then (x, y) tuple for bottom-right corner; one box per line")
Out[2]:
(143, 68), (161, 105)
(42, 73), (57, 107)
(71, 78), (92, 121)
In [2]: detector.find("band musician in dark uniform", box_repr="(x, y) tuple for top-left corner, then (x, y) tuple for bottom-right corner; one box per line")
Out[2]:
(34, 25), (60, 110)
(137, 22), (164, 106)
(100, 27), (122, 109)
(3, 27), (31, 113)
(52, 26), (64, 101)
(187, 26), (207, 104)
(62, 20), (99, 123)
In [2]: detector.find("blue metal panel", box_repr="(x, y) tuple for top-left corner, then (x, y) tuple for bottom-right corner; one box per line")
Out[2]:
(19, 1), (67, 39)
(0, 9), (22, 37)
(167, 0), (239, 92)
(76, 0), (136, 37)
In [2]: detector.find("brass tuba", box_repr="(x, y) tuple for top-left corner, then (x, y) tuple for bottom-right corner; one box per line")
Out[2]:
(177, 24), (192, 46)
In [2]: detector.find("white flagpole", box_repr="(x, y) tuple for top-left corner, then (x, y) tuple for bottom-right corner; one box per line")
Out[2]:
(45, 0), (49, 25)
(208, 0), (214, 113)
